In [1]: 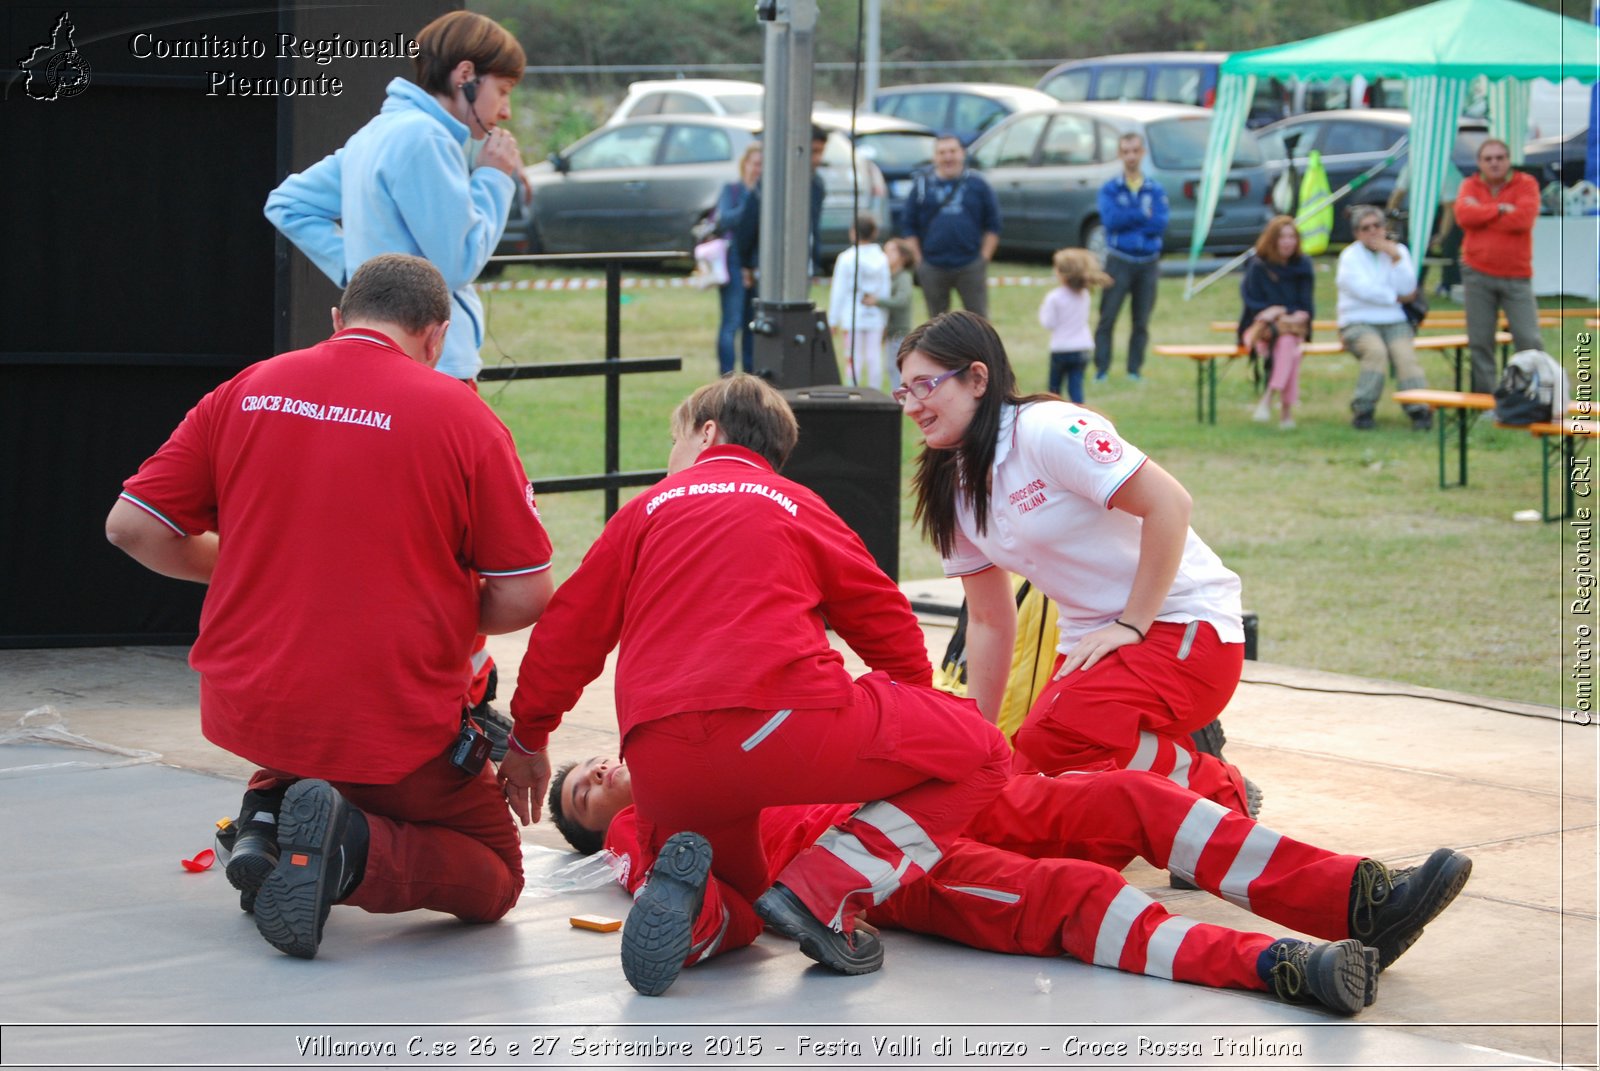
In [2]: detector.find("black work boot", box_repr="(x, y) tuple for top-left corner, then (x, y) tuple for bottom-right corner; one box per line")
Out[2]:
(754, 883), (884, 975)
(1261, 938), (1378, 1016)
(1348, 848), (1472, 970)
(253, 780), (369, 960)
(224, 786), (287, 913)
(621, 831), (713, 996)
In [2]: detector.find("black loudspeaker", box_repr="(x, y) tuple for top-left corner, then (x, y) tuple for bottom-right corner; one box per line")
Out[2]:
(0, 1), (449, 646)
(780, 386), (902, 580)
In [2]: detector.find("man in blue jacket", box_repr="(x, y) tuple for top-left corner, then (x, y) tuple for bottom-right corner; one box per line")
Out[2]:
(903, 136), (1002, 320)
(1093, 133), (1169, 382)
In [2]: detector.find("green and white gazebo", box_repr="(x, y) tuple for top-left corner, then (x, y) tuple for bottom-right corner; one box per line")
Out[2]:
(1190, 0), (1600, 270)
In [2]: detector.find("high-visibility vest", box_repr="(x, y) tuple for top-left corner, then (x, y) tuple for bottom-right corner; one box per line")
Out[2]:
(1297, 150), (1334, 256)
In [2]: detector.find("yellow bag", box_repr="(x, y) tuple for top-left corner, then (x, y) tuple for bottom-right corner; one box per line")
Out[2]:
(995, 580), (1059, 740)
(1297, 150), (1334, 256)
(934, 578), (1060, 742)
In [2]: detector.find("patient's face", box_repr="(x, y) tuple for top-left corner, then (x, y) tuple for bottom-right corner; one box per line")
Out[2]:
(563, 756), (633, 832)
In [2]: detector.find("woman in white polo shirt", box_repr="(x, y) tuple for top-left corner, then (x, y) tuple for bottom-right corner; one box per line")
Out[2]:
(895, 310), (1253, 816)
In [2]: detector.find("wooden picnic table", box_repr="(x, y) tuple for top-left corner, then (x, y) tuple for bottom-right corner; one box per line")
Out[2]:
(1152, 340), (1342, 424)
(1521, 418), (1599, 521)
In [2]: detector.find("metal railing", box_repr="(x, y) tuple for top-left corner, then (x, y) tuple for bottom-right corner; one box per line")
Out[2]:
(478, 252), (685, 518)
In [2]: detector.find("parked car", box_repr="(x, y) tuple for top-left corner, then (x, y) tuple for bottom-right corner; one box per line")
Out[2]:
(1036, 52), (1226, 109)
(1255, 109), (1488, 243)
(1036, 55), (1406, 130)
(810, 121), (891, 259)
(812, 108), (936, 234)
(605, 78), (765, 125)
(871, 82), (1058, 146)
(505, 115), (885, 263)
(964, 101), (1277, 257)
(1522, 126), (1589, 192)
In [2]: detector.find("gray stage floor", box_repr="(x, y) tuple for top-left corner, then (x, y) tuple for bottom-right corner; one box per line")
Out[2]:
(1, 631), (1595, 1069)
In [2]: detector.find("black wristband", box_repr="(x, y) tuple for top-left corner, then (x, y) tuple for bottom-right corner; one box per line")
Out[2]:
(1115, 619), (1145, 642)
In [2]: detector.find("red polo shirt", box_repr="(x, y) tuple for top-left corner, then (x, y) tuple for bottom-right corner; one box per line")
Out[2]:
(120, 329), (552, 782)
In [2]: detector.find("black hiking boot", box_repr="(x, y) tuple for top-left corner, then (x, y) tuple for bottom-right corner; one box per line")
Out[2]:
(754, 883), (884, 975)
(620, 831), (714, 996)
(1348, 848), (1472, 970)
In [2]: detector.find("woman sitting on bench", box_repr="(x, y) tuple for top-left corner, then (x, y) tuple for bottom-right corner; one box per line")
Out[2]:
(1239, 215), (1314, 431)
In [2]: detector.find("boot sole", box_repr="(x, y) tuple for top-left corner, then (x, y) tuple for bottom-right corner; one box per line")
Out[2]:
(1369, 849), (1473, 971)
(1310, 939), (1380, 1015)
(225, 839), (277, 897)
(254, 781), (345, 960)
(621, 832), (713, 996)
(754, 885), (883, 976)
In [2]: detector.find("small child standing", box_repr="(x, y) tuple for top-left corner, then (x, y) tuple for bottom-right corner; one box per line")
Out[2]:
(878, 238), (919, 392)
(828, 214), (892, 390)
(1039, 248), (1111, 403)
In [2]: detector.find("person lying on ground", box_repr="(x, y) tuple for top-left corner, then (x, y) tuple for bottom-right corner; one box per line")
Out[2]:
(547, 754), (1472, 1016)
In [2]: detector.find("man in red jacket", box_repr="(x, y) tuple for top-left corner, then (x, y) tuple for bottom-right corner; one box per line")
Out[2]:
(1455, 139), (1543, 393)
(547, 755), (1474, 1016)
(501, 375), (1011, 995)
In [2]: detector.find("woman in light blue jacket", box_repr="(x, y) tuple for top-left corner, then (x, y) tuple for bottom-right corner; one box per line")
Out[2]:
(265, 11), (526, 384)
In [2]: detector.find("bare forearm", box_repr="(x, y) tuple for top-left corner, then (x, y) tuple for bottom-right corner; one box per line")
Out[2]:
(105, 500), (216, 583)
(1109, 463), (1192, 632)
(479, 571), (554, 634)
(961, 568), (1017, 723)
(981, 232), (1000, 262)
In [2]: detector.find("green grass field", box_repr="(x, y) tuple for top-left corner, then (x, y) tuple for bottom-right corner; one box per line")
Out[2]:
(476, 256), (1589, 708)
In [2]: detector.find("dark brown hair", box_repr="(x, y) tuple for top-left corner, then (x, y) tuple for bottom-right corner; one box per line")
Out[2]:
(546, 763), (604, 855)
(897, 311), (1050, 556)
(339, 254), (449, 333)
(672, 373), (800, 469)
(413, 11), (525, 95)
(1252, 215), (1301, 265)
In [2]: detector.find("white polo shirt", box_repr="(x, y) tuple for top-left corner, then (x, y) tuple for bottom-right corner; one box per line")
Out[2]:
(942, 401), (1244, 654)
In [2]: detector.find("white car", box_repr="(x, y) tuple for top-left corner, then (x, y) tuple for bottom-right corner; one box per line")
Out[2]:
(606, 79), (766, 126)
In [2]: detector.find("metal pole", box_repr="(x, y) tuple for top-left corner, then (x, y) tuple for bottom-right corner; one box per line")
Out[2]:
(604, 259), (621, 518)
(864, 0), (881, 108)
(756, 0), (818, 304)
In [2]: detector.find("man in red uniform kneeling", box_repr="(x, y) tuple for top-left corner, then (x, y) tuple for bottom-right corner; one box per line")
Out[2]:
(107, 254), (554, 960)
(499, 374), (1012, 995)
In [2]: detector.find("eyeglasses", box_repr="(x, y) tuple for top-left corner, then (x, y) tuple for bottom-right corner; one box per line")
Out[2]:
(892, 366), (965, 405)
(1356, 221), (1385, 232)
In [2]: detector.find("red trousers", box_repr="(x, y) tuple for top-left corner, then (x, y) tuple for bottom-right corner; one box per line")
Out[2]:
(624, 671), (1011, 938)
(873, 770), (1361, 990)
(611, 768), (1360, 991)
(250, 751), (522, 922)
(1011, 621), (1250, 815)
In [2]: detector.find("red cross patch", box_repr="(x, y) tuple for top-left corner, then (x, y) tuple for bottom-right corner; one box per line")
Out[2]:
(1084, 430), (1123, 463)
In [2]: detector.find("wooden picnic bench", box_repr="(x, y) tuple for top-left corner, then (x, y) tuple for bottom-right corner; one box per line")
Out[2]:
(1208, 315), (1560, 333)
(1156, 332), (1511, 426)
(1519, 418), (1598, 521)
(1152, 340), (1343, 424)
(1395, 389), (1593, 510)
(1392, 389), (1495, 488)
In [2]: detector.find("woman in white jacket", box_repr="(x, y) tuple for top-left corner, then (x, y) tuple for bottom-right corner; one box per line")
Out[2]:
(828, 214), (893, 390)
(1336, 206), (1432, 431)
